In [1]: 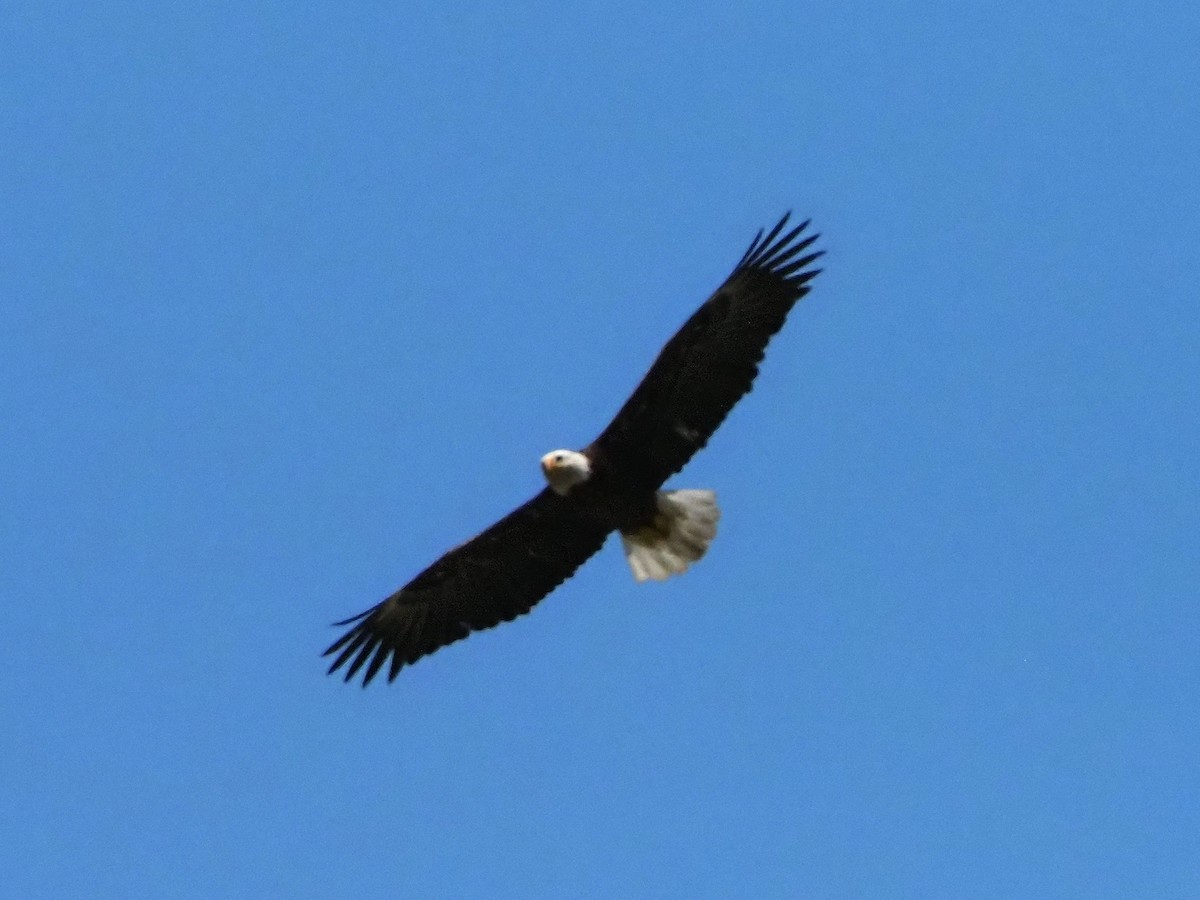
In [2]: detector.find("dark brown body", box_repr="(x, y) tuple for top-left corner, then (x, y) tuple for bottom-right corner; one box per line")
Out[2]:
(574, 445), (659, 534)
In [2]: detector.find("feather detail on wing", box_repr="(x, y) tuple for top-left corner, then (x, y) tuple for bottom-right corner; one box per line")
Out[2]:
(323, 489), (610, 686)
(589, 213), (823, 489)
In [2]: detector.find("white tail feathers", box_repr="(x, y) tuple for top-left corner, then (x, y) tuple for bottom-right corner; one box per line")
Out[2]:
(620, 489), (721, 583)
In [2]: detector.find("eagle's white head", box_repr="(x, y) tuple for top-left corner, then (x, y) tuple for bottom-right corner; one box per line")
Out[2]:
(540, 449), (591, 496)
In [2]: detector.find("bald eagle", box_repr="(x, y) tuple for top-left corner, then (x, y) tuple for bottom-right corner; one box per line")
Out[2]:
(325, 213), (823, 685)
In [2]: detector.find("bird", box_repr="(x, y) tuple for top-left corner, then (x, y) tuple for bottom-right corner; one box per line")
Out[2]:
(324, 212), (823, 685)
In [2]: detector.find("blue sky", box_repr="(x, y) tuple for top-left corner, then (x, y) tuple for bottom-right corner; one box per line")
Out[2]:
(3, 2), (1198, 897)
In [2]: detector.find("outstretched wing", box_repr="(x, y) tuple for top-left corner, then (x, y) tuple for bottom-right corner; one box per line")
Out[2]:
(589, 213), (823, 489)
(324, 489), (610, 686)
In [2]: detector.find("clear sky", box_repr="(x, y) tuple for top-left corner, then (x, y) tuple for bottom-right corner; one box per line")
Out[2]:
(4, 3), (1198, 897)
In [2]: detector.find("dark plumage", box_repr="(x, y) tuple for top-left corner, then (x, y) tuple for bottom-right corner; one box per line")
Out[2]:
(324, 213), (823, 685)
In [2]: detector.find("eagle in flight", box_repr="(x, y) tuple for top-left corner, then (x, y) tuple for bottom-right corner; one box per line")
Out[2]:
(325, 213), (823, 685)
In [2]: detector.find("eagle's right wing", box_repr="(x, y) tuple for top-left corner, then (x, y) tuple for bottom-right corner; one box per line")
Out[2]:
(324, 488), (610, 686)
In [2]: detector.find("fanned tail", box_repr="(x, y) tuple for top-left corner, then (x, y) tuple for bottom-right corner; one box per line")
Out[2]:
(620, 489), (720, 582)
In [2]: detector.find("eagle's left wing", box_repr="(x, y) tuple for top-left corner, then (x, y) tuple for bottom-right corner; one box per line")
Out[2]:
(589, 213), (823, 490)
